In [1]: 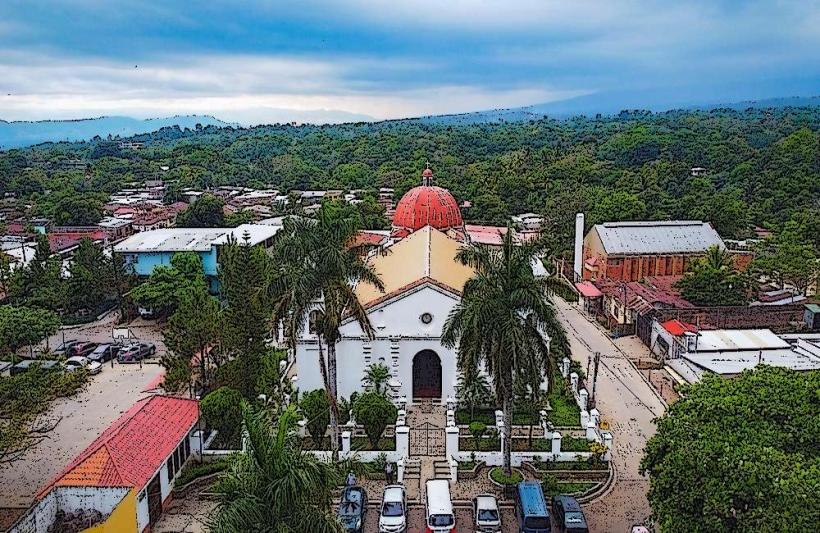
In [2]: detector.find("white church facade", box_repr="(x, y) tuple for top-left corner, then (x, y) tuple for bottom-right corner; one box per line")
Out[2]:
(294, 225), (475, 403)
(292, 167), (546, 404)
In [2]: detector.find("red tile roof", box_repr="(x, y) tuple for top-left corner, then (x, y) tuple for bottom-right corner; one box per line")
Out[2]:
(575, 281), (603, 298)
(349, 231), (387, 248)
(38, 395), (198, 497)
(661, 319), (698, 336)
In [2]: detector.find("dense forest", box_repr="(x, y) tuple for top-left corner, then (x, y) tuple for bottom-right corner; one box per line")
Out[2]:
(1, 106), (818, 256)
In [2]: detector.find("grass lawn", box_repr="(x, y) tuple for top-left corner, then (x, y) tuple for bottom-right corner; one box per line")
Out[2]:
(561, 435), (592, 452)
(460, 437), (501, 451)
(489, 467), (523, 485)
(551, 482), (597, 496)
(351, 437), (396, 451)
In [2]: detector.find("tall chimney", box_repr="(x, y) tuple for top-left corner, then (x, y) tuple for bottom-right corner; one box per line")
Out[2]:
(573, 213), (585, 280)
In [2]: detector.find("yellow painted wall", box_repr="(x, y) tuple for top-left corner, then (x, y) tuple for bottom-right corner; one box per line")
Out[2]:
(83, 489), (138, 533)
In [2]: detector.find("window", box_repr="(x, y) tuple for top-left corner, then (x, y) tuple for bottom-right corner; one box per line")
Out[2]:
(167, 456), (176, 479)
(420, 312), (433, 324)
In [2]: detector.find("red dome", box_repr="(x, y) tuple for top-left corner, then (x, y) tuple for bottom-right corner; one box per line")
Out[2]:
(392, 185), (463, 233)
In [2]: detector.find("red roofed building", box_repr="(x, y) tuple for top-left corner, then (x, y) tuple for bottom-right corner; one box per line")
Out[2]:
(12, 396), (200, 533)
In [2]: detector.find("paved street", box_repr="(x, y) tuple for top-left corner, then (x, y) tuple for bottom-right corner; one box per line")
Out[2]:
(553, 297), (666, 532)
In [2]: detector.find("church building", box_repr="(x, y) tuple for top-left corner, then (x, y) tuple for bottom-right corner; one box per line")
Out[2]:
(293, 167), (543, 404)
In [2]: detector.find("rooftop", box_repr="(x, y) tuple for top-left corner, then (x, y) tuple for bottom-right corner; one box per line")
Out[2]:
(38, 396), (198, 497)
(354, 225), (475, 306)
(593, 220), (725, 256)
(114, 224), (279, 253)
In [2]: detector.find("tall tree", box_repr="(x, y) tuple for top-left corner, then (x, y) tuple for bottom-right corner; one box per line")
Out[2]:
(67, 237), (110, 311)
(176, 193), (226, 227)
(753, 221), (819, 296)
(641, 366), (819, 533)
(675, 245), (749, 306)
(208, 405), (344, 533)
(442, 228), (568, 475)
(218, 233), (273, 399)
(270, 210), (383, 459)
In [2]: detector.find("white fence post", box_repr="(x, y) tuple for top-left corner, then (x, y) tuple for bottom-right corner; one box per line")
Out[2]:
(446, 409), (455, 427)
(578, 388), (589, 411)
(602, 431), (613, 461)
(580, 409), (590, 428)
(396, 409), (406, 426)
(297, 419), (307, 438)
(396, 425), (410, 458)
(551, 431), (562, 456)
(341, 430), (352, 456)
(446, 395), (456, 411)
(397, 457), (405, 482)
(494, 410), (504, 428)
(570, 372), (579, 395)
(561, 357), (571, 378)
(445, 426), (460, 459)
(589, 408), (600, 428)
(586, 421), (598, 442)
(449, 458), (458, 481)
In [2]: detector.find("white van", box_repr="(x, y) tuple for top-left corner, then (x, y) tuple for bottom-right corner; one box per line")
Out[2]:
(425, 479), (456, 532)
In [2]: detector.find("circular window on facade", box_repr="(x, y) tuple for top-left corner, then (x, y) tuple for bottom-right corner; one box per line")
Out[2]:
(420, 312), (433, 324)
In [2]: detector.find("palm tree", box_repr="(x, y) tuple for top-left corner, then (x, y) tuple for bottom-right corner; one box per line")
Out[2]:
(270, 211), (383, 459)
(442, 227), (568, 476)
(208, 404), (344, 533)
(456, 370), (493, 420)
(362, 363), (392, 396)
(703, 245), (734, 271)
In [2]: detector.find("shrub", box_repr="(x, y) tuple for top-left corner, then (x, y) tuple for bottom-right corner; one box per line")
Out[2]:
(300, 389), (330, 443)
(541, 473), (558, 495)
(489, 467), (523, 485)
(175, 457), (232, 487)
(352, 392), (397, 448)
(201, 387), (243, 446)
(469, 421), (487, 451)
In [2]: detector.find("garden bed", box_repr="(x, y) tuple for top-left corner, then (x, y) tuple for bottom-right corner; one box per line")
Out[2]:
(351, 437), (396, 451)
(561, 435), (592, 452)
(459, 437), (501, 451)
(456, 459), (486, 480)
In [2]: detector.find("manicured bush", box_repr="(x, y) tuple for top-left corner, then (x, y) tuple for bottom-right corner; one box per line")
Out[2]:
(300, 389), (330, 443)
(352, 392), (397, 448)
(175, 457), (232, 487)
(489, 467), (523, 485)
(201, 387), (244, 446)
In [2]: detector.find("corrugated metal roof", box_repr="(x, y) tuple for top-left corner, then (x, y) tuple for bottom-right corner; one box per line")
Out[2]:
(114, 224), (279, 253)
(593, 220), (724, 255)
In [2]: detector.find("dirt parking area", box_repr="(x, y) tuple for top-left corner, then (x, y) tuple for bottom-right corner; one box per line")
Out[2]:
(0, 313), (168, 513)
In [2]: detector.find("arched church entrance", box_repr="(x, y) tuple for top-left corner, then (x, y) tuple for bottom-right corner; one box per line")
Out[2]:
(412, 350), (442, 400)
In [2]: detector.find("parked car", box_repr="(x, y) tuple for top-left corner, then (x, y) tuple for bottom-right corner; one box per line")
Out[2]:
(10, 359), (61, 376)
(52, 340), (80, 356)
(515, 481), (550, 533)
(425, 479), (455, 532)
(88, 343), (121, 363)
(552, 495), (588, 533)
(64, 356), (102, 375)
(117, 342), (156, 363)
(338, 485), (367, 533)
(68, 342), (98, 357)
(472, 493), (501, 532)
(379, 485), (407, 533)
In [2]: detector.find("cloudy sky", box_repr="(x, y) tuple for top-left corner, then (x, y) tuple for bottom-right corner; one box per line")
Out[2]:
(0, 0), (818, 124)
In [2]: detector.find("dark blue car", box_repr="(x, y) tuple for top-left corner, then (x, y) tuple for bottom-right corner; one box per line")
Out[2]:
(338, 485), (367, 533)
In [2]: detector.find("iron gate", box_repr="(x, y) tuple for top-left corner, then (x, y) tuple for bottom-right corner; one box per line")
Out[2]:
(410, 421), (444, 456)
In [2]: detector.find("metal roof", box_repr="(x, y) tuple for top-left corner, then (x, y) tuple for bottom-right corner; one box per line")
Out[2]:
(114, 224), (279, 253)
(693, 329), (789, 351)
(593, 220), (724, 255)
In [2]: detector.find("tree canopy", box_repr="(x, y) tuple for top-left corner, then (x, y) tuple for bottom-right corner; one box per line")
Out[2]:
(641, 366), (820, 533)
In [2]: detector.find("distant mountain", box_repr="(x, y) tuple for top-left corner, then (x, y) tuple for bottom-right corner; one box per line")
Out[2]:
(412, 94), (820, 125)
(0, 115), (231, 149)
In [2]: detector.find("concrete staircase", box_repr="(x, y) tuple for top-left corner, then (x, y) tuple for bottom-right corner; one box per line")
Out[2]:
(433, 459), (452, 480)
(403, 458), (421, 480)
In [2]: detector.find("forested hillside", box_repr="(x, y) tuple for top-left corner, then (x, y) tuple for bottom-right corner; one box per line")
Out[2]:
(1, 107), (818, 256)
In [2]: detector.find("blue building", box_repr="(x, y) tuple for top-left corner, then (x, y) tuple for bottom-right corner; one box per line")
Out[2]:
(114, 224), (280, 290)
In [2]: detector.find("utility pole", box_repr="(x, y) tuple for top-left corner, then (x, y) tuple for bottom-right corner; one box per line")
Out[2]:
(591, 351), (601, 405)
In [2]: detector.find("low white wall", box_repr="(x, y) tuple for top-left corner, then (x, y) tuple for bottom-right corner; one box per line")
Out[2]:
(136, 491), (149, 533)
(306, 450), (404, 463)
(453, 451), (593, 467)
(10, 487), (130, 533)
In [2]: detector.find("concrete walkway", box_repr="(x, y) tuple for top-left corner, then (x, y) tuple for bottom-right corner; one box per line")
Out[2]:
(553, 297), (666, 532)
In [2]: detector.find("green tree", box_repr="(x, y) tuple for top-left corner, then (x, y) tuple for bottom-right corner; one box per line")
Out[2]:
(456, 371), (493, 419)
(130, 251), (206, 317)
(361, 363), (391, 396)
(208, 405), (343, 533)
(176, 193), (226, 227)
(162, 285), (219, 392)
(753, 222), (818, 296)
(52, 192), (103, 226)
(0, 306), (61, 359)
(352, 392), (397, 449)
(200, 387), (244, 447)
(675, 246), (748, 306)
(442, 228), (567, 476)
(270, 209), (383, 459)
(300, 389), (330, 446)
(469, 421), (487, 451)
(218, 233), (272, 399)
(641, 366), (819, 533)
(12, 234), (64, 311)
(67, 237), (111, 311)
